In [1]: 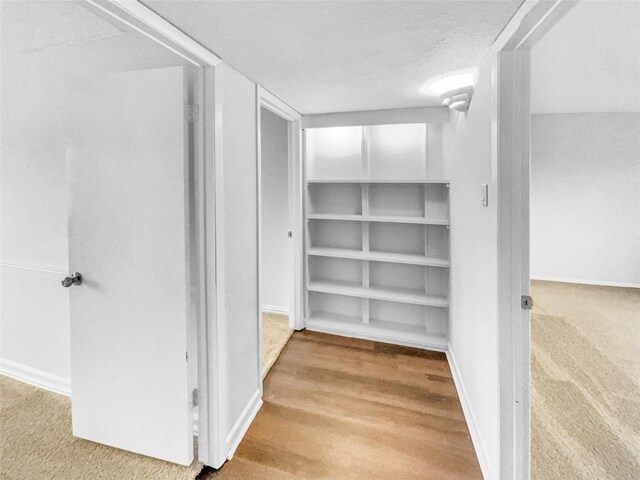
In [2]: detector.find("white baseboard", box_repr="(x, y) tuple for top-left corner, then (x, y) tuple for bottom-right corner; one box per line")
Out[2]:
(531, 276), (640, 289)
(0, 358), (71, 397)
(225, 388), (262, 460)
(446, 348), (492, 480)
(261, 304), (289, 315)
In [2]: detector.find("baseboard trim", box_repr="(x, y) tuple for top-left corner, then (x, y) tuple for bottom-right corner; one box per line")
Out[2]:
(225, 388), (262, 460)
(531, 276), (640, 289)
(0, 358), (71, 396)
(305, 322), (447, 352)
(261, 304), (289, 315)
(446, 348), (492, 480)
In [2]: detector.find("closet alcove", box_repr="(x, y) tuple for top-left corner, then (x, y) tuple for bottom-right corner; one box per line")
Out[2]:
(304, 122), (450, 350)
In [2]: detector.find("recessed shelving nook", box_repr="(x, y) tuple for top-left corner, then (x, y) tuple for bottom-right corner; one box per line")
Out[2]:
(304, 122), (450, 350)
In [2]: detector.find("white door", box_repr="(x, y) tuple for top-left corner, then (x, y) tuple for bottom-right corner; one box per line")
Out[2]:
(66, 66), (194, 465)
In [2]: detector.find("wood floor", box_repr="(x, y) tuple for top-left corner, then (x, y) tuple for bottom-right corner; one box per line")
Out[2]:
(200, 330), (481, 480)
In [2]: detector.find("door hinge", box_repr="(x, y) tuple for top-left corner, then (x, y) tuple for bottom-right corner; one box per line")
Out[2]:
(521, 295), (533, 310)
(185, 104), (199, 123)
(192, 388), (199, 407)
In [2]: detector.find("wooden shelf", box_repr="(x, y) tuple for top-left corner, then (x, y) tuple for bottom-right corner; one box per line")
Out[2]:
(307, 247), (449, 267)
(307, 179), (450, 185)
(306, 312), (447, 351)
(307, 213), (449, 226)
(307, 280), (448, 308)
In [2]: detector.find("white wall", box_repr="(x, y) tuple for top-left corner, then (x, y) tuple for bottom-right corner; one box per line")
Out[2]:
(443, 54), (499, 479)
(217, 64), (262, 455)
(260, 108), (290, 312)
(0, 1), (183, 391)
(0, 30), (72, 387)
(530, 0), (640, 114)
(530, 113), (640, 287)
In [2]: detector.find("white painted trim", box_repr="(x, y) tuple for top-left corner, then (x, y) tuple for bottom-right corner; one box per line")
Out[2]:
(83, 0), (221, 67)
(494, 2), (575, 478)
(446, 349), (492, 480)
(225, 388), (263, 460)
(257, 86), (305, 335)
(261, 304), (290, 315)
(0, 359), (71, 397)
(259, 87), (302, 121)
(256, 84), (265, 398)
(0, 260), (68, 276)
(531, 276), (640, 289)
(306, 323), (447, 352)
(302, 106), (449, 129)
(209, 65), (228, 468)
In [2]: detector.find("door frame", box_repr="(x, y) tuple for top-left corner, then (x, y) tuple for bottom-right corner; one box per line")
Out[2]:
(493, 0), (575, 477)
(82, 0), (227, 469)
(256, 87), (304, 383)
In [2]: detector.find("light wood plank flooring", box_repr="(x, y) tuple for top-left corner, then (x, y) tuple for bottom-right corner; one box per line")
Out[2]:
(201, 330), (481, 479)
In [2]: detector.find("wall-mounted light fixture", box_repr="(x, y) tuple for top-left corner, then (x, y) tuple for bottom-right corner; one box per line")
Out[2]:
(421, 71), (475, 113)
(440, 85), (474, 112)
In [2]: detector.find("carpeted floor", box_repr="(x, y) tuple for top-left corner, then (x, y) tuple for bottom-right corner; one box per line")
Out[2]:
(262, 313), (293, 378)
(531, 280), (640, 480)
(0, 313), (292, 480)
(0, 375), (202, 480)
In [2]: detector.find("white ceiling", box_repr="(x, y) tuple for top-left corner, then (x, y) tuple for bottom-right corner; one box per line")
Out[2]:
(1, 1), (185, 75)
(143, 0), (522, 114)
(531, 0), (640, 114)
(1, 1), (187, 143)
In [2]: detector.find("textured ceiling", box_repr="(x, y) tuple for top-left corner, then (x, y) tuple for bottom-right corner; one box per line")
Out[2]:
(1, 0), (125, 53)
(1, 1), (185, 76)
(531, 0), (640, 114)
(143, 0), (522, 114)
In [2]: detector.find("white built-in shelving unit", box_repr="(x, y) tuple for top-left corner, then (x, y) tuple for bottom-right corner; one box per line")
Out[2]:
(304, 123), (450, 350)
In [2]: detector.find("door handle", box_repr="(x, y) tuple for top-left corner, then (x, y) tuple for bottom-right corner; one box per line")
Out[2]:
(62, 272), (83, 288)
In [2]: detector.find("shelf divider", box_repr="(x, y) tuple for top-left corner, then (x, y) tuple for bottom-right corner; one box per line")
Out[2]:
(307, 213), (449, 226)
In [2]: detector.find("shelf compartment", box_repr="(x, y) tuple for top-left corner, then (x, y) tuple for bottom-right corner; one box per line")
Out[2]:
(307, 292), (362, 323)
(307, 247), (450, 267)
(369, 184), (424, 218)
(369, 223), (449, 259)
(306, 312), (447, 351)
(370, 301), (448, 341)
(308, 257), (362, 286)
(308, 220), (362, 250)
(307, 214), (449, 226)
(425, 183), (449, 221)
(307, 280), (448, 308)
(369, 223), (424, 256)
(370, 262), (449, 298)
(309, 183), (362, 215)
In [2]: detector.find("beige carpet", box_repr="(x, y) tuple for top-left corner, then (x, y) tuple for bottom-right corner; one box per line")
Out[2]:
(531, 280), (640, 480)
(262, 313), (293, 378)
(0, 375), (201, 480)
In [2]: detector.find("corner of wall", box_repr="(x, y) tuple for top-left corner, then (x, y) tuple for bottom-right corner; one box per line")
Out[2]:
(446, 347), (493, 480)
(225, 388), (262, 460)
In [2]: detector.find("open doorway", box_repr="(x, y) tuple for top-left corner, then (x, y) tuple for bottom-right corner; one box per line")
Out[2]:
(259, 106), (294, 377)
(528, 2), (640, 478)
(257, 92), (302, 379)
(0, 0), (214, 474)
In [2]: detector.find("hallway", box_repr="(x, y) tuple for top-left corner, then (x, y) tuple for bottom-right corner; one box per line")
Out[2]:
(201, 330), (481, 479)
